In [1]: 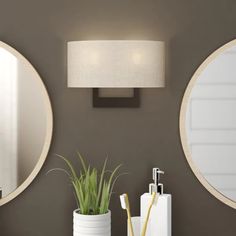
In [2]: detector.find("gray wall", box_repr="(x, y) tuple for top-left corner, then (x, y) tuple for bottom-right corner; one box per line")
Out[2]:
(0, 0), (236, 235)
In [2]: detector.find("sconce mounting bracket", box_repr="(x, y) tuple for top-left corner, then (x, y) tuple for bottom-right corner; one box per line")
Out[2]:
(93, 88), (140, 108)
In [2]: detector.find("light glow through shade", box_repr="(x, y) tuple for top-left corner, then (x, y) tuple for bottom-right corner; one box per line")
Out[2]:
(67, 40), (165, 88)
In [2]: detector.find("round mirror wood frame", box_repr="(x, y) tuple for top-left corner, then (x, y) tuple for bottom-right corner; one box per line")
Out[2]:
(0, 41), (53, 206)
(180, 39), (236, 209)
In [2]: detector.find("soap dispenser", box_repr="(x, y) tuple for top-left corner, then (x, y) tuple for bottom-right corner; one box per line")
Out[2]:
(140, 168), (171, 236)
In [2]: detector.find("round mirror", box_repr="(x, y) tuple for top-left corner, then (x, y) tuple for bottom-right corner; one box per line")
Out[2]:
(180, 39), (236, 209)
(0, 41), (53, 205)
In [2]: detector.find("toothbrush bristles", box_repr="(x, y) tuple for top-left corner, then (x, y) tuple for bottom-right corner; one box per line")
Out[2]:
(120, 194), (128, 209)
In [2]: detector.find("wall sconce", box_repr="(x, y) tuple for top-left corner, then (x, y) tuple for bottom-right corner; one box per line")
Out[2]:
(67, 40), (165, 107)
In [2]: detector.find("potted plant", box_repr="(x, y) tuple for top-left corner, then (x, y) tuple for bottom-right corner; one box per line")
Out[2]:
(55, 153), (122, 236)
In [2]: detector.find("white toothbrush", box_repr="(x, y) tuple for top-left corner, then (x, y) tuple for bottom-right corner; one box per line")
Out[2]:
(120, 194), (135, 236)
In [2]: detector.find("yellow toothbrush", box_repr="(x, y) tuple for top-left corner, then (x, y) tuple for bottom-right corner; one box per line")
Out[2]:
(120, 194), (135, 236)
(141, 192), (158, 236)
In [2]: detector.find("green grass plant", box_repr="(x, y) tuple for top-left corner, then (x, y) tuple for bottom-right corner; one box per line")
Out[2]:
(55, 152), (122, 215)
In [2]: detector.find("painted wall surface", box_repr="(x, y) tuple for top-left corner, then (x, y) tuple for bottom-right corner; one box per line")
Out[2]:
(0, 0), (236, 235)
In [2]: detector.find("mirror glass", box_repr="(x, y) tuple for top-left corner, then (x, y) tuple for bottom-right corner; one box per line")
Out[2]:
(0, 41), (52, 204)
(181, 41), (236, 207)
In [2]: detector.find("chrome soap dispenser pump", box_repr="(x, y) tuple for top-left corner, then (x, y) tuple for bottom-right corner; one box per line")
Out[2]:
(149, 168), (164, 195)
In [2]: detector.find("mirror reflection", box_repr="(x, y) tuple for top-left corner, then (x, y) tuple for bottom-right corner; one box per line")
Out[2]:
(0, 43), (51, 199)
(184, 44), (236, 202)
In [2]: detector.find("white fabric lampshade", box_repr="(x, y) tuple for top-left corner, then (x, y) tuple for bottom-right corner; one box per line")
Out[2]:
(67, 40), (165, 88)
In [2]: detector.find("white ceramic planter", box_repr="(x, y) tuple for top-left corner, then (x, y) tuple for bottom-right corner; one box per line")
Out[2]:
(73, 210), (111, 236)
